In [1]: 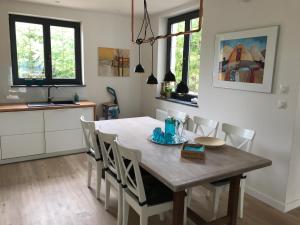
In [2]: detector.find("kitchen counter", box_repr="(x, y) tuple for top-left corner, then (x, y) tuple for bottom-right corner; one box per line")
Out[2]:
(0, 100), (96, 113)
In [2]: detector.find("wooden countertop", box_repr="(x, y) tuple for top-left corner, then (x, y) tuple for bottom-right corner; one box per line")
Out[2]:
(0, 101), (96, 113)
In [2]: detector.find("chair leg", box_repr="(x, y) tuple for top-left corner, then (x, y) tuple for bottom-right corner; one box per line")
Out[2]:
(96, 162), (102, 199)
(122, 197), (129, 225)
(211, 188), (221, 220)
(206, 190), (211, 198)
(159, 213), (165, 221)
(186, 188), (192, 207)
(140, 212), (148, 225)
(87, 160), (92, 188)
(105, 177), (111, 210)
(117, 186), (123, 225)
(239, 185), (245, 219)
(184, 197), (188, 225)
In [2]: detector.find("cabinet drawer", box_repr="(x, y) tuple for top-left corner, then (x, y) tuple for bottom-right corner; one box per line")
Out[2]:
(45, 129), (84, 153)
(1, 133), (45, 159)
(44, 107), (94, 131)
(0, 111), (44, 136)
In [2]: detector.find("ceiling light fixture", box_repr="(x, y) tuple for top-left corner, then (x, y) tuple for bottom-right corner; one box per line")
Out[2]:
(131, 0), (204, 85)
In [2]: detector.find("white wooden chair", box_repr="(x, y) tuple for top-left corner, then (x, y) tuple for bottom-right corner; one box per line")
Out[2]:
(97, 131), (123, 225)
(186, 116), (219, 205)
(115, 140), (187, 225)
(203, 123), (255, 220)
(193, 116), (219, 137)
(80, 116), (104, 199)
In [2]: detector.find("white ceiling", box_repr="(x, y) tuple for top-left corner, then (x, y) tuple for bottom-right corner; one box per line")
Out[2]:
(14, 0), (198, 15)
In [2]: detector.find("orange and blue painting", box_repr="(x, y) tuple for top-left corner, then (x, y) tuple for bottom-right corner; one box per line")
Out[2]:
(218, 36), (267, 84)
(98, 47), (130, 77)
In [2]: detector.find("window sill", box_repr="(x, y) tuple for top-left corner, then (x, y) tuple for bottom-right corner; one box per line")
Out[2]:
(156, 97), (198, 108)
(11, 84), (86, 88)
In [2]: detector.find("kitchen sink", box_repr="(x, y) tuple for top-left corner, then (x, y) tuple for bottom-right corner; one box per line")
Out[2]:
(27, 101), (78, 108)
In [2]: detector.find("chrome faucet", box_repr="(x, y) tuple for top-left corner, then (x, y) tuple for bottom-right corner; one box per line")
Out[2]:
(47, 85), (58, 103)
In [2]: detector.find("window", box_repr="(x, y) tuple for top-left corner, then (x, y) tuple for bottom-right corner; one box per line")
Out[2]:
(9, 14), (82, 86)
(166, 10), (201, 95)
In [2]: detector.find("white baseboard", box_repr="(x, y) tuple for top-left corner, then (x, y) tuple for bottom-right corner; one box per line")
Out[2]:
(285, 198), (300, 212)
(246, 186), (286, 212)
(0, 149), (86, 165)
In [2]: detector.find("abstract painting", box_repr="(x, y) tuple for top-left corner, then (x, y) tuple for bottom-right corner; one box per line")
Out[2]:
(98, 47), (130, 77)
(213, 26), (279, 93)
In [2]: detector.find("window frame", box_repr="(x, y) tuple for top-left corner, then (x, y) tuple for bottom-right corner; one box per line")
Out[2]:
(166, 10), (200, 95)
(9, 14), (82, 86)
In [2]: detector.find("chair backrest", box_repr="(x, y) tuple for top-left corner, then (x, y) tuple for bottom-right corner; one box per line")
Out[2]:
(222, 123), (255, 152)
(115, 140), (147, 204)
(97, 131), (121, 181)
(80, 116), (101, 159)
(193, 116), (219, 137)
(156, 109), (168, 122)
(167, 109), (187, 123)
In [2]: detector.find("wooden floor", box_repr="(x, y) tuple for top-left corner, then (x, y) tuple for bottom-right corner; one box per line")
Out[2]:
(0, 154), (299, 225)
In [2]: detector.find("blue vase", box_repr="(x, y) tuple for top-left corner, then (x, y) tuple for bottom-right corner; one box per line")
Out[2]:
(165, 118), (176, 136)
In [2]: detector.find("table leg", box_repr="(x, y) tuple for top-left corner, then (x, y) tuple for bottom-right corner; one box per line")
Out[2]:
(173, 191), (186, 225)
(227, 175), (241, 225)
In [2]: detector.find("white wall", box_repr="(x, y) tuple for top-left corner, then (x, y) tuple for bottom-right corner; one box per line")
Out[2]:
(0, 0), (142, 118)
(140, 0), (300, 211)
(286, 87), (300, 211)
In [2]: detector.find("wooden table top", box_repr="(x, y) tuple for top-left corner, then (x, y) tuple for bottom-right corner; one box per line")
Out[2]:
(96, 117), (272, 192)
(0, 100), (96, 113)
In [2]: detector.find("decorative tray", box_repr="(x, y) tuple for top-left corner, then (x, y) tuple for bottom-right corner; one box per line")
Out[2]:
(149, 135), (188, 145)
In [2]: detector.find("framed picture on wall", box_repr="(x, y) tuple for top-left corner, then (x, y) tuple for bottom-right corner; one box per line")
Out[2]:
(98, 47), (130, 77)
(213, 26), (279, 93)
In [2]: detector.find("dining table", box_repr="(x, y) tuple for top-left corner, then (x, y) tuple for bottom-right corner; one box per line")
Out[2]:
(95, 116), (272, 225)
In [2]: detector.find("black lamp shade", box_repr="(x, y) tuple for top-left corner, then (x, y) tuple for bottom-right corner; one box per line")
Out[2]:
(146, 73), (158, 85)
(135, 63), (145, 73)
(176, 81), (189, 94)
(164, 70), (176, 82)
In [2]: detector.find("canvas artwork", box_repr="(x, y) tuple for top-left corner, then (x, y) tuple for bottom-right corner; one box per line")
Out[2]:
(98, 47), (130, 77)
(213, 26), (279, 93)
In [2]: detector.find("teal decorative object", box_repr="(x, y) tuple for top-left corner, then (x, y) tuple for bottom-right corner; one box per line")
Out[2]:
(150, 117), (187, 145)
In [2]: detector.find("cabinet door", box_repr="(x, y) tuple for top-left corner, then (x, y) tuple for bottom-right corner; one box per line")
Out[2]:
(0, 111), (44, 136)
(44, 107), (94, 132)
(45, 129), (84, 153)
(1, 133), (45, 159)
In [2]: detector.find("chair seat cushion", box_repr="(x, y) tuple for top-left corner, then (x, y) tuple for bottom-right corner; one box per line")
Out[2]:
(141, 175), (173, 206)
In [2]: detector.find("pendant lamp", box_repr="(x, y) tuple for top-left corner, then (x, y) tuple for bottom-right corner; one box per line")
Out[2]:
(164, 70), (176, 82)
(134, 39), (144, 73)
(146, 41), (158, 85)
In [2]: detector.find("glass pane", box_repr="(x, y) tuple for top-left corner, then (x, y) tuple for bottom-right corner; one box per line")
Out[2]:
(170, 21), (185, 82)
(15, 22), (45, 79)
(188, 18), (201, 94)
(50, 26), (76, 79)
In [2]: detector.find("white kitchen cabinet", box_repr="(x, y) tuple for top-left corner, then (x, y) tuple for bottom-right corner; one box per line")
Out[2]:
(44, 107), (93, 153)
(1, 133), (45, 159)
(44, 107), (94, 131)
(45, 129), (84, 153)
(0, 111), (44, 136)
(0, 102), (95, 163)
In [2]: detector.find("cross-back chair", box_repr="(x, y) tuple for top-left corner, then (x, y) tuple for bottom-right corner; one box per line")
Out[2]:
(203, 123), (255, 220)
(97, 131), (123, 225)
(80, 116), (104, 199)
(193, 116), (219, 137)
(115, 140), (187, 225)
